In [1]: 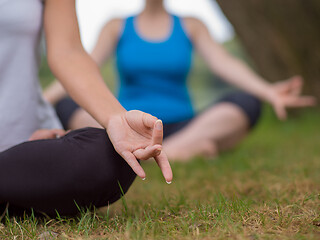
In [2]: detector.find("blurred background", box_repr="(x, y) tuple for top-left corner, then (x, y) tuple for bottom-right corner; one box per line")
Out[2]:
(40, 0), (242, 111)
(40, 0), (320, 112)
(75, 0), (234, 51)
(11, 1), (320, 237)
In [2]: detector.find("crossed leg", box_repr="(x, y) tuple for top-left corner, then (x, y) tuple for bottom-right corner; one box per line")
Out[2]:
(163, 102), (249, 161)
(52, 92), (261, 162)
(163, 92), (262, 161)
(0, 128), (136, 216)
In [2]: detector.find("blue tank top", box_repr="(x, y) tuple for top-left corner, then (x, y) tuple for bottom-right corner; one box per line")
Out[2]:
(116, 15), (194, 123)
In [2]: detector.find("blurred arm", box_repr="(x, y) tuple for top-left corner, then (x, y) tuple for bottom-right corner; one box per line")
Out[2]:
(184, 18), (315, 119)
(43, 0), (172, 182)
(90, 19), (123, 66)
(44, 18), (123, 105)
(184, 18), (274, 103)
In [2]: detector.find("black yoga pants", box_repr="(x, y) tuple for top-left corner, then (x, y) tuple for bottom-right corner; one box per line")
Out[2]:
(0, 91), (261, 217)
(56, 91), (262, 133)
(0, 128), (136, 217)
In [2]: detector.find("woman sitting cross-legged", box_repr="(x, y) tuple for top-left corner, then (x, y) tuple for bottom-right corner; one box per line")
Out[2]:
(45, 0), (316, 161)
(0, 0), (172, 217)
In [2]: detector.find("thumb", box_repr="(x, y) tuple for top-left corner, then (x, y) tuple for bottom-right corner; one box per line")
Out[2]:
(274, 103), (287, 121)
(152, 120), (163, 145)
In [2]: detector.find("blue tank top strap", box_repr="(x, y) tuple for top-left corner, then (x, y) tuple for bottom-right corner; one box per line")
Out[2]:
(118, 16), (135, 43)
(171, 15), (192, 46)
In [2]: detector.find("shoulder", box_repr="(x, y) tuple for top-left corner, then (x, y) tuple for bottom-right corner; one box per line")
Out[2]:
(180, 17), (208, 39)
(182, 17), (204, 27)
(180, 17), (210, 42)
(181, 17), (207, 32)
(106, 18), (124, 27)
(96, 18), (126, 42)
(101, 18), (124, 36)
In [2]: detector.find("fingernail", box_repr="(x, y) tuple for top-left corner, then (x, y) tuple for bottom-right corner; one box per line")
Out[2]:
(155, 119), (163, 130)
(55, 134), (61, 139)
(166, 181), (172, 185)
(142, 177), (146, 181)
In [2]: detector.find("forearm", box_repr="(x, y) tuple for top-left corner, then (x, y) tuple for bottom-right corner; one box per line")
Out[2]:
(44, 0), (124, 128)
(191, 18), (274, 103)
(44, 50), (109, 105)
(209, 53), (274, 103)
(48, 49), (125, 128)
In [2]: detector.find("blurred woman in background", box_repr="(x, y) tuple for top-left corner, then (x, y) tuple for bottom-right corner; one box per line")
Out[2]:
(0, 0), (171, 216)
(46, 0), (315, 161)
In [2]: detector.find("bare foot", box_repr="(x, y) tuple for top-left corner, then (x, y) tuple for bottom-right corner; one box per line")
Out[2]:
(163, 138), (218, 162)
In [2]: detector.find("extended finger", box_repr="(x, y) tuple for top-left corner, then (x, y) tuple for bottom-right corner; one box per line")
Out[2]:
(52, 129), (68, 138)
(28, 130), (44, 141)
(120, 151), (146, 179)
(29, 129), (64, 141)
(285, 96), (317, 107)
(155, 151), (173, 183)
(291, 76), (303, 95)
(274, 103), (287, 121)
(152, 119), (163, 145)
(133, 145), (162, 160)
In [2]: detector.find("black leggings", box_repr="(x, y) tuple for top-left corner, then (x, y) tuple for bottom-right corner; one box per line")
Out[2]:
(0, 91), (261, 217)
(56, 91), (262, 132)
(161, 91), (262, 137)
(0, 128), (136, 217)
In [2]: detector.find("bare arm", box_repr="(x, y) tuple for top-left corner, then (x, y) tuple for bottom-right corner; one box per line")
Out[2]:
(90, 19), (123, 66)
(184, 18), (315, 119)
(44, 0), (124, 126)
(43, 0), (172, 182)
(44, 18), (123, 104)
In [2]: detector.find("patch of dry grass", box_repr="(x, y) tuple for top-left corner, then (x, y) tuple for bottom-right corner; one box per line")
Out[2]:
(1, 109), (319, 239)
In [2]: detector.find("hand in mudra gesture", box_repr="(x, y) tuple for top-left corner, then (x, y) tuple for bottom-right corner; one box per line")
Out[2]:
(106, 110), (173, 183)
(268, 76), (316, 120)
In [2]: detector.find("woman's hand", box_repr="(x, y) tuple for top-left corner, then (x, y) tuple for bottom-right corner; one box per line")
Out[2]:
(29, 129), (69, 141)
(267, 76), (316, 120)
(106, 110), (173, 183)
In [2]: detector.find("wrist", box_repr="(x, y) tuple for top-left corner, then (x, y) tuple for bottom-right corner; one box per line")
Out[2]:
(259, 83), (276, 104)
(101, 106), (127, 130)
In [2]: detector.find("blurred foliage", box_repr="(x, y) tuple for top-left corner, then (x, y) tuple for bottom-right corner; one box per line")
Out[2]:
(216, 0), (320, 97)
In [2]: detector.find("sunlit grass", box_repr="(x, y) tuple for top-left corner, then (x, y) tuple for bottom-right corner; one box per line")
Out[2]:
(4, 40), (318, 239)
(1, 108), (319, 239)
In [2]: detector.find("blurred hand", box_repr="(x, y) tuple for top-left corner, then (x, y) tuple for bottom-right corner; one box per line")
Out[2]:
(29, 129), (69, 141)
(267, 76), (316, 120)
(106, 110), (173, 183)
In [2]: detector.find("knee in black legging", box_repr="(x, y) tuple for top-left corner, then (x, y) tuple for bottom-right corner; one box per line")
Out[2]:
(55, 128), (137, 211)
(0, 128), (137, 216)
(218, 91), (262, 128)
(55, 97), (80, 130)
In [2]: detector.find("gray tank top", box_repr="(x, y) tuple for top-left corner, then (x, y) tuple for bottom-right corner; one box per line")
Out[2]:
(0, 0), (62, 151)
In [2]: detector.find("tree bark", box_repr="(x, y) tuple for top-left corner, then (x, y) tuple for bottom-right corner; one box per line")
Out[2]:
(216, 0), (320, 97)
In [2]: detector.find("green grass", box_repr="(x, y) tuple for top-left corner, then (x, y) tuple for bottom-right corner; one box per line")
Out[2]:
(2, 39), (319, 239)
(1, 108), (319, 239)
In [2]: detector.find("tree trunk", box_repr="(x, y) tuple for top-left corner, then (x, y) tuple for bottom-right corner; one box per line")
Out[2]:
(216, 0), (320, 97)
